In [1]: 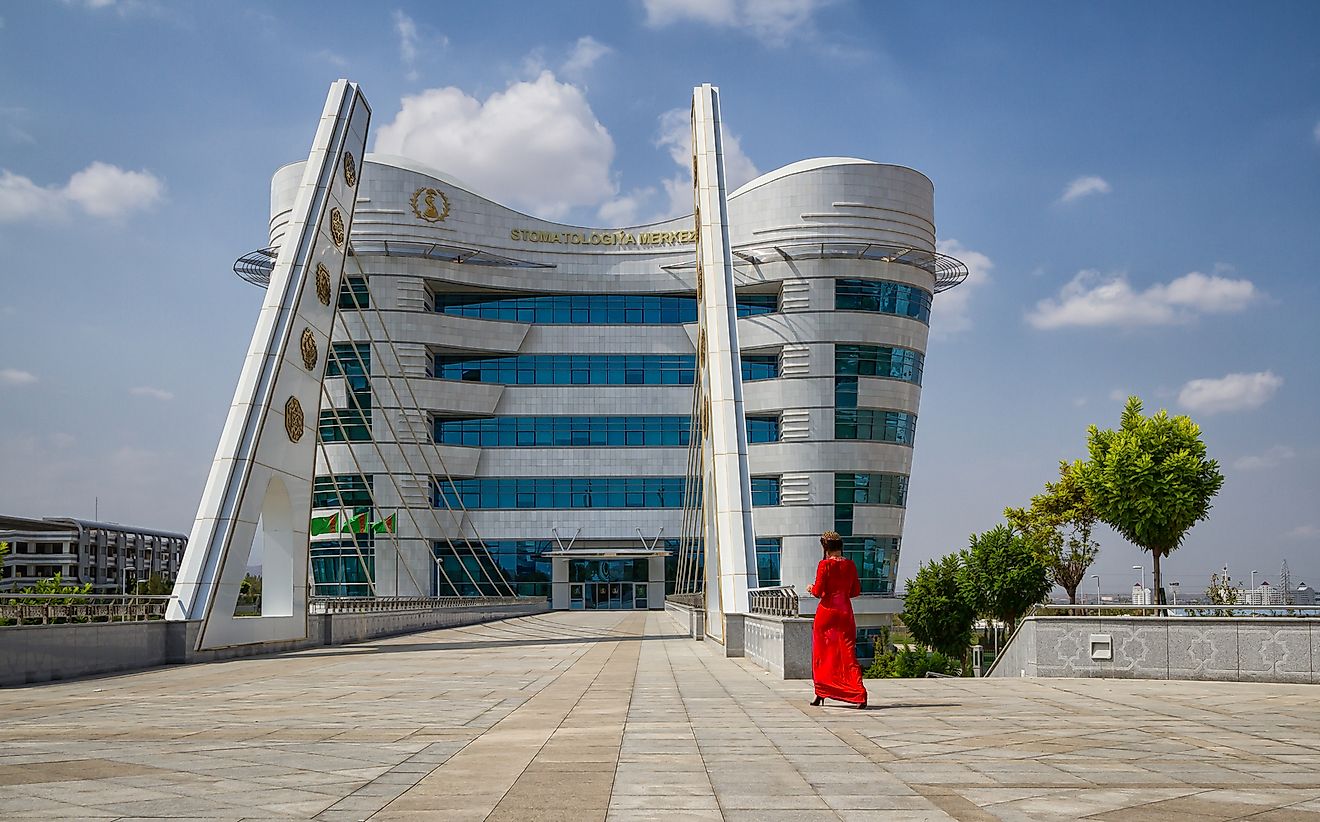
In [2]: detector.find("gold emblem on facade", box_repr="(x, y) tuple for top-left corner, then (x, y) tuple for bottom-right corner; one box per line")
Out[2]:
(299, 328), (318, 371)
(342, 151), (357, 187)
(284, 396), (305, 443)
(410, 187), (450, 223)
(329, 208), (346, 247)
(315, 263), (332, 306)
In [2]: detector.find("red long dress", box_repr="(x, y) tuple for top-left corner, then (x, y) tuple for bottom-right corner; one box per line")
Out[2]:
(808, 556), (868, 704)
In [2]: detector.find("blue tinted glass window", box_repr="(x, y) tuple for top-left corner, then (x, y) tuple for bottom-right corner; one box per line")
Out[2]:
(834, 409), (917, 445)
(835, 344), (924, 386)
(311, 538), (375, 597)
(338, 277), (369, 310)
(436, 416), (698, 447)
(741, 355), (779, 381)
(434, 354), (697, 385)
(751, 476), (780, 506)
(834, 472), (908, 508)
(433, 292), (777, 324)
(835, 279), (933, 325)
(327, 343), (370, 379)
(746, 416), (780, 443)
(840, 536), (900, 594)
(319, 409), (371, 442)
(755, 537), (781, 587)
(312, 474), (373, 510)
(434, 477), (690, 509)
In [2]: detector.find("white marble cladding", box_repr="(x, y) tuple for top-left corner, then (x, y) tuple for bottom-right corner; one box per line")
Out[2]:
(281, 150), (948, 598)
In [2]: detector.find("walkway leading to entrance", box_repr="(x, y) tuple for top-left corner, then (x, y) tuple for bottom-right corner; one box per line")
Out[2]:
(2, 612), (1320, 820)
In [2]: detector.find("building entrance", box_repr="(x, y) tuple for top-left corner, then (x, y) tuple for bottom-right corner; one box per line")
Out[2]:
(570, 581), (649, 610)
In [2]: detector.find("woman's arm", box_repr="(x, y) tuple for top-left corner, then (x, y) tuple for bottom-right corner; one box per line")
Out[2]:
(807, 560), (826, 597)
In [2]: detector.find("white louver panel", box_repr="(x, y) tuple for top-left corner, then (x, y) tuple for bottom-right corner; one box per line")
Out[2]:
(780, 345), (810, 378)
(395, 277), (430, 311)
(780, 409), (810, 441)
(781, 473), (811, 505)
(394, 474), (432, 509)
(392, 342), (431, 378)
(395, 408), (432, 444)
(780, 279), (810, 312)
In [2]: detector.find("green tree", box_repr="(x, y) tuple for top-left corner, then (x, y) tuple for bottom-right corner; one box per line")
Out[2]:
(959, 525), (1052, 635)
(134, 573), (173, 595)
(902, 554), (976, 660)
(1205, 571), (1240, 605)
(1005, 460), (1100, 604)
(1078, 396), (1225, 604)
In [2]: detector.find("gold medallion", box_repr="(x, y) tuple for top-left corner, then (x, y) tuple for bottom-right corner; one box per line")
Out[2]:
(410, 187), (450, 223)
(329, 208), (345, 247)
(342, 151), (357, 187)
(284, 396), (305, 443)
(316, 263), (332, 306)
(299, 328), (318, 371)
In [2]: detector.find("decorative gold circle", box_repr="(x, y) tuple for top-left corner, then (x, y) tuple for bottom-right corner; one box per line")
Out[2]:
(410, 187), (450, 223)
(284, 396), (305, 443)
(329, 208), (346, 247)
(299, 328), (318, 371)
(342, 151), (357, 187)
(315, 263), (332, 306)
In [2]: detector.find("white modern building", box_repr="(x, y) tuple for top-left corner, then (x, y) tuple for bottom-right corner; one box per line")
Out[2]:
(236, 153), (966, 613)
(0, 513), (186, 593)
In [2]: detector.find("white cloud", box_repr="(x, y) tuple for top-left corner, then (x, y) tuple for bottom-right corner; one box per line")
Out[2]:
(642, 0), (826, 46)
(597, 187), (656, 226)
(654, 106), (760, 218)
(1286, 524), (1320, 540)
(930, 239), (992, 338)
(0, 162), (163, 222)
(129, 386), (174, 401)
(375, 72), (616, 220)
(1026, 270), (1257, 330)
(561, 36), (612, 80)
(1108, 389), (1131, 403)
(1059, 175), (1111, 203)
(0, 368), (37, 386)
(1177, 371), (1283, 415)
(393, 10), (419, 80)
(1234, 445), (1295, 471)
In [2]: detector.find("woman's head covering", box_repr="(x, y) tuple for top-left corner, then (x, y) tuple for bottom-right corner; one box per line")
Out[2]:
(820, 530), (843, 552)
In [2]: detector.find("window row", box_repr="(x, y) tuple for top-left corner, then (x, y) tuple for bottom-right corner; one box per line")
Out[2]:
(433, 414), (781, 447)
(434, 354), (781, 385)
(339, 277), (370, 310)
(319, 408), (371, 443)
(840, 535), (900, 594)
(312, 474), (373, 509)
(433, 292), (777, 324)
(755, 537), (782, 588)
(835, 279), (933, 324)
(834, 472), (909, 507)
(431, 475), (784, 509)
(834, 409), (917, 445)
(835, 344), (924, 385)
(311, 540), (375, 597)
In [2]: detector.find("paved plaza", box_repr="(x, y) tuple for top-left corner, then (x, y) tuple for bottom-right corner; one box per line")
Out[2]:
(2, 613), (1319, 821)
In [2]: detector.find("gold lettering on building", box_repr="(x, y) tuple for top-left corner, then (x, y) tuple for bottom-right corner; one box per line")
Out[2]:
(510, 228), (696, 247)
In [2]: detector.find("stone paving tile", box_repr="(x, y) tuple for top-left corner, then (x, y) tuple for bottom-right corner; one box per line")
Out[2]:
(4, 612), (1320, 820)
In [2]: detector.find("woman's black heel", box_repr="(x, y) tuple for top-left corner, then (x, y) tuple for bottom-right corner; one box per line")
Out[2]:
(810, 695), (824, 706)
(857, 699), (867, 710)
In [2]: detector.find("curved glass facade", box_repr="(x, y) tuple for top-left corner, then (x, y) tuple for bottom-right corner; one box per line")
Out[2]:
(835, 278), (933, 324)
(434, 292), (777, 324)
(835, 472), (909, 508)
(437, 416), (691, 448)
(835, 409), (917, 445)
(435, 476), (689, 509)
(434, 354), (779, 385)
(835, 344), (924, 385)
(842, 536), (900, 594)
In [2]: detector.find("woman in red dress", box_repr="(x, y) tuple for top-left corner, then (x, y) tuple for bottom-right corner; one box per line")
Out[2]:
(807, 531), (868, 708)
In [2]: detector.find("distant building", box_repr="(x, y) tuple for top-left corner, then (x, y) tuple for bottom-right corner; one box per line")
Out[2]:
(1131, 583), (1153, 606)
(0, 514), (187, 594)
(1246, 581), (1286, 606)
(1296, 582), (1316, 606)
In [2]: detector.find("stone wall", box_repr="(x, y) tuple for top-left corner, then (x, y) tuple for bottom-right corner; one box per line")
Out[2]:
(988, 616), (1320, 683)
(0, 602), (549, 687)
(744, 613), (813, 679)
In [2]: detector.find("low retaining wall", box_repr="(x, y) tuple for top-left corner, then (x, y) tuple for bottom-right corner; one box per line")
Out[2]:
(1, 601), (549, 687)
(989, 615), (1320, 683)
(665, 600), (704, 640)
(744, 613), (813, 679)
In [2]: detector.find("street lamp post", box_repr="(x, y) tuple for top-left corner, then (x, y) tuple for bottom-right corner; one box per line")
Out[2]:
(1093, 574), (1101, 610)
(1251, 569), (1258, 592)
(1170, 581), (1180, 606)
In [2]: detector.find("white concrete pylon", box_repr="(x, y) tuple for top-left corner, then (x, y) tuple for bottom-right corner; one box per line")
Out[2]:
(691, 84), (759, 643)
(168, 81), (371, 650)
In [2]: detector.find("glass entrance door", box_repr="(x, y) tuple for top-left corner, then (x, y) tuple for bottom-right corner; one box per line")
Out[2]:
(583, 581), (637, 610)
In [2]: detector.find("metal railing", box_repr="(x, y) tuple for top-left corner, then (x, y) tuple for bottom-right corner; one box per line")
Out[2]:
(308, 595), (540, 614)
(665, 592), (704, 608)
(748, 585), (799, 617)
(0, 594), (173, 625)
(1032, 603), (1320, 618)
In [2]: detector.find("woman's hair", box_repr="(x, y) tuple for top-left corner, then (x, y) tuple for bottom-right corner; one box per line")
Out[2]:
(820, 530), (843, 552)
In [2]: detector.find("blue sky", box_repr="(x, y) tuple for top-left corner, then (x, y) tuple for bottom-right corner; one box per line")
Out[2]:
(1, 1), (1317, 596)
